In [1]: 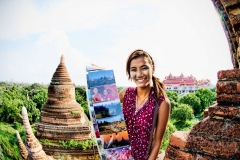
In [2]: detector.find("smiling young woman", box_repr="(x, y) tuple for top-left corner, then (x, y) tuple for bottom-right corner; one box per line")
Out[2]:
(119, 49), (171, 160)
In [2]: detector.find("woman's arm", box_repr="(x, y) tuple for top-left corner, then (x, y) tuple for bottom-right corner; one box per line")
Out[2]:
(148, 97), (171, 160)
(119, 87), (127, 103)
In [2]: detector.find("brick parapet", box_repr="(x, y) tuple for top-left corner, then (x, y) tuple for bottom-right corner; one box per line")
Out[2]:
(216, 94), (240, 104)
(208, 103), (239, 118)
(165, 104), (240, 159)
(186, 135), (238, 157)
(217, 69), (240, 81)
(216, 81), (240, 94)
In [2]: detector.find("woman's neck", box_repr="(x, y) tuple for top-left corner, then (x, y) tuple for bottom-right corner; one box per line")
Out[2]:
(136, 86), (151, 98)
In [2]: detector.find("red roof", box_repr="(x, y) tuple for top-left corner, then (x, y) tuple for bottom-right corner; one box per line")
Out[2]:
(164, 73), (211, 86)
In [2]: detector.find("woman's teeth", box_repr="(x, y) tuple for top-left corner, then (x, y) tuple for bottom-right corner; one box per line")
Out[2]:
(137, 78), (146, 82)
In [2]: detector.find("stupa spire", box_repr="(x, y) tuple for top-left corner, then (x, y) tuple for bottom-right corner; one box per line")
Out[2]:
(16, 130), (28, 160)
(21, 107), (53, 160)
(51, 54), (71, 85)
(60, 54), (65, 64)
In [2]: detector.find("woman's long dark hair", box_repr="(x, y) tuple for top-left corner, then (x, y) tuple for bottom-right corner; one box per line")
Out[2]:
(126, 49), (166, 100)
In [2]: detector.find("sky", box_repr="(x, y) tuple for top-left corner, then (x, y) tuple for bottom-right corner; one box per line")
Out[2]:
(0, 0), (233, 87)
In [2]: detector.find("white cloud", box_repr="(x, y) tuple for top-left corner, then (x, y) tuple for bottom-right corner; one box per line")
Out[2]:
(104, 0), (233, 85)
(0, 0), (45, 39)
(0, 0), (139, 40)
(0, 0), (234, 87)
(36, 30), (91, 84)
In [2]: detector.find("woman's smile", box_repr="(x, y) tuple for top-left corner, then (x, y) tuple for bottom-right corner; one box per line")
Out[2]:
(130, 56), (153, 87)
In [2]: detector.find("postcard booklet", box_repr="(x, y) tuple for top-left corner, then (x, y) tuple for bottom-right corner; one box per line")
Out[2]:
(86, 65), (133, 160)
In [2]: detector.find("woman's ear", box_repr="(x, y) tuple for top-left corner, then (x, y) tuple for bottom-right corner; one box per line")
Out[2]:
(152, 65), (155, 74)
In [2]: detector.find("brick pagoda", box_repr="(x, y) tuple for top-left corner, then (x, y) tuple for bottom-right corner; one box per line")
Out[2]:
(34, 55), (99, 159)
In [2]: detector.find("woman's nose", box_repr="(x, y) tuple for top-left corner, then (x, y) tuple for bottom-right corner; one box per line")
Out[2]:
(136, 69), (143, 77)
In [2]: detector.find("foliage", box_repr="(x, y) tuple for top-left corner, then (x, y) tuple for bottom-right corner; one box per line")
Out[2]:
(32, 89), (48, 110)
(75, 90), (90, 118)
(58, 139), (96, 150)
(171, 104), (194, 124)
(0, 122), (23, 160)
(210, 86), (216, 93)
(117, 87), (124, 93)
(180, 118), (200, 131)
(39, 139), (52, 145)
(0, 87), (40, 123)
(195, 88), (215, 112)
(161, 121), (177, 151)
(75, 86), (87, 100)
(23, 83), (48, 97)
(166, 91), (178, 102)
(168, 97), (178, 110)
(71, 109), (83, 115)
(0, 145), (4, 160)
(166, 91), (179, 110)
(178, 93), (201, 115)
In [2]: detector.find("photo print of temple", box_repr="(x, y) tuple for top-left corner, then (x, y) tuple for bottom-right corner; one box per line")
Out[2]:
(86, 66), (133, 159)
(87, 70), (116, 88)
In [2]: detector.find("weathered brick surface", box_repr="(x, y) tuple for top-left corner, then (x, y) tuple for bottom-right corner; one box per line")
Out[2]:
(186, 135), (237, 157)
(169, 131), (189, 149)
(191, 117), (224, 136)
(216, 93), (240, 104)
(225, 124), (240, 138)
(208, 103), (239, 117)
(34, 55), (96, 158)
(164, 145), (195, 160)
(235, 143), (240, 157)
(217, 69), (240, 80)
(221, 0), (239, 7)
(216, 81), (240, 94)
(197, 155), (214, 160)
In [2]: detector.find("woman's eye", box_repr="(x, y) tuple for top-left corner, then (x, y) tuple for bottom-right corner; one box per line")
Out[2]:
(130, 69), (136, 72)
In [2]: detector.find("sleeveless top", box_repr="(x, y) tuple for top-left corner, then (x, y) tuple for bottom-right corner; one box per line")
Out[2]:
(122, 87), (165, 160)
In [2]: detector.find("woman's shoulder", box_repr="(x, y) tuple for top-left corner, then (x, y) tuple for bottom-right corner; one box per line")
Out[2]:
(119, 87), (135, 102)
(159, 96), (171, 111)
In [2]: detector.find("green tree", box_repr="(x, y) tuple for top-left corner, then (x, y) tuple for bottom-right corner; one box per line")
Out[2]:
(32, 89), (48, 110)
(75, 90), (89, 119)
(171, 104), (194, 124)
(195, 88), (215, 112)
(24, 100), (40, 123)
(166, 91), (178, 102)
(178, 93), (201, 115)
(166, 91), (179, 109)
(0, 145), (4, 160)
(0, 87), (40, 124)
(0, 122), (22, 160)
(75, 86), (87, 100)
(24, 83), (47, 97)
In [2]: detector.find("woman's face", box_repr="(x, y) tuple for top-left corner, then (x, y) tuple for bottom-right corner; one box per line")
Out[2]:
(129, 56), (154, 88)
(93, 88), (98, 94)
(103, 89), (108, 95)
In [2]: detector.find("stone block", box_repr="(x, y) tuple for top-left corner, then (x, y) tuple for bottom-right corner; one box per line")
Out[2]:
(208, 103), (239, 117)
(235, 143), (240, 157)
(186, 135), (237, 157)
(164, 145), (195, 160)
(216, 81), (240, 94)
(192, 117), (224, 136)
(216, 93), (240, 104)
(221, 0), (239, 8)
(197, 154), (214, 160)
(169, 131), (189, 149)
(217, 69), (240, 80)
(225, 124), (240, 138)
